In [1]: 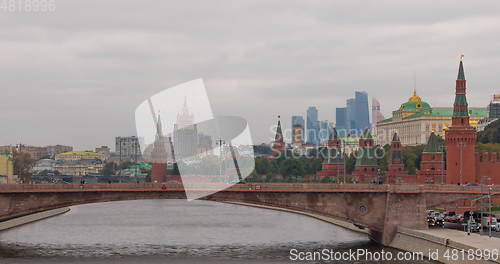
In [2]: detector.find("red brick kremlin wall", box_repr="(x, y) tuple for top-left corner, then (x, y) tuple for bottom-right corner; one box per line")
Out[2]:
(476, 152), (500, 185)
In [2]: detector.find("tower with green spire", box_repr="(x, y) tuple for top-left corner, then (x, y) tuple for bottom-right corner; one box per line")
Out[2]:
(417, 132), (444, 184)
(387, 132), (415, 184)
(317, 128), (345, 180)
(351, 129), (379, 183)
(445, 55), (477, 184)
(272, 115), (285, 156)
(452, 54), (470, 126)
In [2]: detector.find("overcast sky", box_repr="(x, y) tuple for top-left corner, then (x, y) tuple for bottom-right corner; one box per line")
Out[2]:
(1, 0), (500, 150)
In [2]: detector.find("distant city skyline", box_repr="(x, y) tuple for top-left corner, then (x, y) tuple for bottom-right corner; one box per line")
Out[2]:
(1, 1), (500, 149)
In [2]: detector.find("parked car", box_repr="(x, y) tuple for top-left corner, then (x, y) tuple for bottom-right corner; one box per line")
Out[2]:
(481, 217), (498, 231)
(434, 217), (445, 228)
(444, 211), (456, 222)
(427, 216), (436, 227)
(449, 214), (462, 223)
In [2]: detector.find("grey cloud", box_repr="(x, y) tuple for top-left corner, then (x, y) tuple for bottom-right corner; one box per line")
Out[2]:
(1, 0), (499, 149)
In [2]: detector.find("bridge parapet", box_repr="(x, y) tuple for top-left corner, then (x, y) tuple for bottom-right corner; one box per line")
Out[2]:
(0, 183), (494, 194)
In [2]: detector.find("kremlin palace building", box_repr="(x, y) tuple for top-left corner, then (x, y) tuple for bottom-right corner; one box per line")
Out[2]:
(376, 91), (486, 146)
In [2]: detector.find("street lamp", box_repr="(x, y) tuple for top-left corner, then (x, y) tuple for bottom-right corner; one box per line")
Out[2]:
(480, 176), (490, 228)
(488, 185), (493, 238)
(216, 138), (226, 183)
(457, 142), (466, 185)
(342, 139), (347, 184)
(439, 145), (446, 185)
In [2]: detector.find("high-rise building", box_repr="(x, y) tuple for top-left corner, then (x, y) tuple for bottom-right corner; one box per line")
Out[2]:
(306, 106), (319, 145)
(346, 98), (356, 133)
(319, 120), (331, 144)
(354, 91), (371, 132)
(487, 94), (500, 119)
(173, 99), (198, 159)
(335, 108), (347, 137)
(291, 125), (303, 147)
(115, 136), (141, 161)
(371, 98), (385, 135)
(341, 91), (370, 136)
(291, 115), (305, 143)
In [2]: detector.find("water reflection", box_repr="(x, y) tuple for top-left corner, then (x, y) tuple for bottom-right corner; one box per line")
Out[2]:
(0, 200), (433, 263)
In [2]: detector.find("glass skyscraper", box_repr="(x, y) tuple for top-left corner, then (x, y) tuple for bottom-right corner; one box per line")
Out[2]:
(291, 115), (305, 142)
(354, 91), (370, 131)
(335, 107), (347, 137)
(346, 98), (356, 133)
(319, 120), (332, 144)
(337, 91), (371, 136)
(306, 106), (319, 145)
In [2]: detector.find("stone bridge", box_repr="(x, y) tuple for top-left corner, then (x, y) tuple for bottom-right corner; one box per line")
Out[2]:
(0, 183), (496, 245)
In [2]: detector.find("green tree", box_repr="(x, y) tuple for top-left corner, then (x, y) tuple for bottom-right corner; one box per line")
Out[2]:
(253, 144), (272, 155)
(101, 161), (118, 176)
(279, 158), (305, 180)
(376, 144), (390, 173)
(13, 151), (35, 183)
(119, 160), (134, 170)
(255, 157), (272, 175)
(345, 153), (356, 174)
(477, 119), (500, 143)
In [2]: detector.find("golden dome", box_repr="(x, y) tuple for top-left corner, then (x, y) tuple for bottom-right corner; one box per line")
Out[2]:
(408, 89), (422, 102)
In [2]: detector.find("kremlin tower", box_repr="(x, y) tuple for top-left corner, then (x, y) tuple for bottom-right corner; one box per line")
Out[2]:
(317, 128), (345, 180)
(150, 113), (169, 183)
(352, 129), (378, 183)
(445, 55), (477, 185)
(417, 132), (444, 184)
(387, 132), (411, 184)
(272, 115), (285, 156)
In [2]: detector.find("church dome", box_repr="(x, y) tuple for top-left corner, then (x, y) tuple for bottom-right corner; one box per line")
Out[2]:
(408, 89), (422, 102)
(399, 90), (431, 113)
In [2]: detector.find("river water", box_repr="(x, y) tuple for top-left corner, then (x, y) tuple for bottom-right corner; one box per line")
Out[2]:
(0, 200), (435, 263)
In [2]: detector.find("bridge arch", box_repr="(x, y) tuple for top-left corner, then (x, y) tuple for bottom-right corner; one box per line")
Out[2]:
(0, 183), (490, 245)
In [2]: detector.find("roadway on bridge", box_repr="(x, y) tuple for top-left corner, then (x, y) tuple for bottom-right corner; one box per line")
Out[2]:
(420, 228), (500, 251)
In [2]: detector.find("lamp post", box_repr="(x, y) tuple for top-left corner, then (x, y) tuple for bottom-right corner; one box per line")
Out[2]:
(480, 176), (490, 228)
(457, 142), (466, 185)
(216, 138), (226, 183)
(343, 139), (347, 184)
(439, 145), (446, 185)
(488, 185), (493, 238)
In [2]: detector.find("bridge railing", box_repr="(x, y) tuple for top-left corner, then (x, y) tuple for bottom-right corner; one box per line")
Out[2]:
(0, 183), (495, 194)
